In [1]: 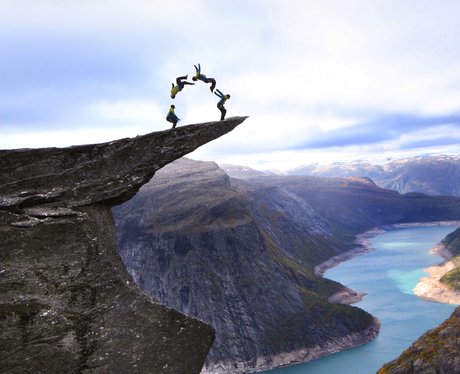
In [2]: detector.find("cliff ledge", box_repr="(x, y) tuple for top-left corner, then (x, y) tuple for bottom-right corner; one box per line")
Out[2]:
(0, 117), (247, 373)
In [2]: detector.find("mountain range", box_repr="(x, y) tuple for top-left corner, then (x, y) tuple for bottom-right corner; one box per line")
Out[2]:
(113, 157), (460, 373)
(223, 155), (460, 197)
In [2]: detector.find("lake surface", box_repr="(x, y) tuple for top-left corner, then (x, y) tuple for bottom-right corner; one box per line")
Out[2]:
(262, 224), (459, 374)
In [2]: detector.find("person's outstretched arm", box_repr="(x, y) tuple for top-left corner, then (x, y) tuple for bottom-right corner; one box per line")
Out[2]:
(214, 90), (223, 98)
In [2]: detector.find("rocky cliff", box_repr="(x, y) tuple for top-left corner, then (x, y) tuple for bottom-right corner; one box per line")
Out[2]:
(114, 159), (379, 373)
(113, 159), (460, 373)
(0, 117), (247, 374)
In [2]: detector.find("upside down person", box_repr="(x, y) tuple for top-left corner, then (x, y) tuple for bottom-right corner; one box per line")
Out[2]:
(192, 63), (216, 92)
(170, 75), (194, 99)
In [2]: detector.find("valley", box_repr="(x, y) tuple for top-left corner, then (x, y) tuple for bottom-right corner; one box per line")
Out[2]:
(113, 157), (460, 373)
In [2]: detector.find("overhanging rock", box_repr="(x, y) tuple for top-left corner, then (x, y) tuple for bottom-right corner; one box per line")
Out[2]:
(0, 116), (247, 374)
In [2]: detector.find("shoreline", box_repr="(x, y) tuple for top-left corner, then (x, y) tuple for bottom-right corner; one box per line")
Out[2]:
(319, 220), (460, 306)
(413, 242), (460, 305)
(314, 228), (384, 277)
(205, 221), (460, 374)
(201, 318), (381, 374)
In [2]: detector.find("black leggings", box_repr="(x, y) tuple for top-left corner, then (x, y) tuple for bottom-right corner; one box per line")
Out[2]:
(218, 104), (226, 121)
(206, 78), (216, 92)
(176, 76), (194, 89)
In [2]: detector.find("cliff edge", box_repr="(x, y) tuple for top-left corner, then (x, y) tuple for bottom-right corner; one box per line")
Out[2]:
(0, 117), (247, 373)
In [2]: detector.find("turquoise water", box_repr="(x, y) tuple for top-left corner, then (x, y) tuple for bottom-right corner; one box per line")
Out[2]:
(262, 224), (459, 374)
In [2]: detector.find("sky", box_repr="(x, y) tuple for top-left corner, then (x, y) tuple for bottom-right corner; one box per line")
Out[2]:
(1, 0), (460, 171)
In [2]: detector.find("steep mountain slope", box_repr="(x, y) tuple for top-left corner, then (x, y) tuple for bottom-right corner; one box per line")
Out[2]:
(378, 307), (460, 374)
(113, 158), (460, 373)
(220, 164), (273, 179)
(250, 174), (460, 234)
(381, 156), (460, 196)
(114, 158), (378, 373)
(283, 155), (460, 197)
(0, 117), (247, 374)
(440, 227), (460, 290)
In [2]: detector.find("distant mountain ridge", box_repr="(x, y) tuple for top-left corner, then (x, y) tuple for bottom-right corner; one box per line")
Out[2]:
(284, 155), (460, 197)
(222, 155), (460, 197)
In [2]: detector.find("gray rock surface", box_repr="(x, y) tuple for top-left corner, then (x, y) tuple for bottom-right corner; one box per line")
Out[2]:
(0, 117), (247, 374)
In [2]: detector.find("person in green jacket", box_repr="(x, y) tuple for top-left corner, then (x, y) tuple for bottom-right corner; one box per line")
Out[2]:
(170, 75), (194, 99)
(192, 63), (216, 92)
(166, 105), (180, 128)
(214, 89), (230, 121)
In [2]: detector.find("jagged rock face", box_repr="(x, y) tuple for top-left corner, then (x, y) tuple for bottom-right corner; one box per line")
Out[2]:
(378, 306), (460, 374)
(0, 117), (247, 374)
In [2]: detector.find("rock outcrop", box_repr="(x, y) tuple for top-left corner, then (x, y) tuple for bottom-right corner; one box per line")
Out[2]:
(0, 117), (247, 373)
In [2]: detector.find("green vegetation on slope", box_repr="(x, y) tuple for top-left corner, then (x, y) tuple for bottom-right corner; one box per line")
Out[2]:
(442, 227), (460, 256)
(259, 224), (375, 354)
(440, 257), (460, 291)
(378, 307), (460, 374)
(440, 228), (460, 290)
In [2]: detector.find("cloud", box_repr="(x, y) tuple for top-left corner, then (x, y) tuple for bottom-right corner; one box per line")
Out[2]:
(1, 0), (460, 170)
